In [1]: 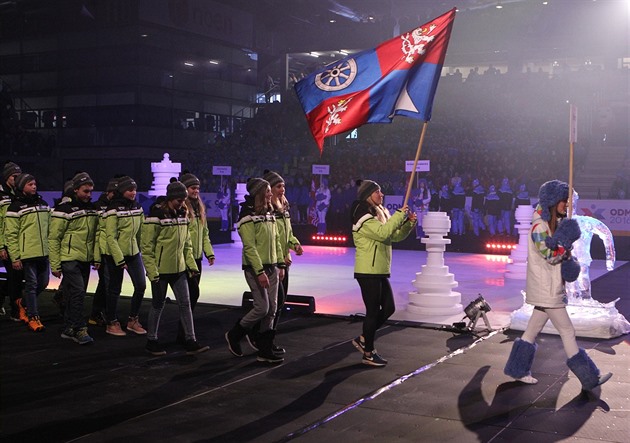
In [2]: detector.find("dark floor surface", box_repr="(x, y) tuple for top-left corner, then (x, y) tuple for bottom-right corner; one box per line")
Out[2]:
(1, 264), (629, 443)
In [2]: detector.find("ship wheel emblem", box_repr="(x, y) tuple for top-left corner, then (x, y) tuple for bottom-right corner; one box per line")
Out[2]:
(314, 59), (358, 92)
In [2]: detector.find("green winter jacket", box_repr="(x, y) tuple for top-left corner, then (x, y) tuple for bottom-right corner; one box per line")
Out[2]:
(237, 198), (284, 276)
(48, 198), (100, 272)
(187, 200), (215, 261)
(94, 193), (112, 257)
(274, 207), (300, 260)
(4, 193), (51, 261)
(104, 196), (144, 266)
(351, 200), (415, 277)
(0, 185), (17, 252)
(141, 205), (198, 282)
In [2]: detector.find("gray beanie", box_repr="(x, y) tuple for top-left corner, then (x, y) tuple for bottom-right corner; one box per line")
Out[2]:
(72, 172), (94, 189)
(117, 176), (137, 194)
(63, 180), (74, 197)
(246, 177), (270, 197)
(15, 173), (35, 192)
(180, 172), (200, 188)
(357, 179), (380, 201)
(3, 162), (22, 182)
(166, 181), (188, 200)
(263, 170), (284, 188)
(106, 177), (120, 192)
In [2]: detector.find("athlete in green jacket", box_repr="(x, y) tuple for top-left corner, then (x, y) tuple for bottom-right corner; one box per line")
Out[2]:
(225, 178), (285, 364)
(350, 179), (416, 367)
(4, 173), (51, 331)
(141, 181), (208, 356)
(49, 172), (99, 344)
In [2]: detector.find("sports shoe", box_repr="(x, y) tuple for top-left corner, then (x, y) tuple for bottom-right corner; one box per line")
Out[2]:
(88, 312), (107, 327)
(352, 336), (366, 354)
(362, 350), (387, 367)
(106, 320), (127, 337)
(272, 344), (286, 356)
(16, 298), (28, 323)
(61, 328), (75, 340)
(74, 327), (94, 345)
(184, 339), (209, 355)
(146, 339), (166, 356)
(127, 316), (147, 335)
(514, 375), (538, 384)
(257, 351), (284, 364)
(61, 327), (94, 345)
(27, 315), (45, 332)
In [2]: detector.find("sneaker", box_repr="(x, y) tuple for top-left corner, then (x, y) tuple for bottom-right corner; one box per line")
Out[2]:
(16, 298), (28, 323)
(362, 350), (387, 367)
(127, 316), (147, 335)
(257, 351), (284, 364)
(146, 339), (166, 356)
(515, 375), (538, 384)
(106, 320), (127, 337)
(184, 339), (209, 355)
(352, 336), (366, 354)
(88, 312), (107, 327)
(27, 315), (45, 332)
(245, 333), (259, 351)
(74, 327), (94, 345)
(61, 328), (76, 340)
(61, 327), (94, 345)
(272, 344), (286, 356)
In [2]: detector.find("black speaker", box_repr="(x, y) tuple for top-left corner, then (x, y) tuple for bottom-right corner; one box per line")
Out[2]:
(241, 292), (316, 314)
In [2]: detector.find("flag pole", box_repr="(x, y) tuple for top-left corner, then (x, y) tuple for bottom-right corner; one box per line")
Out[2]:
(403, 121), (429, 208)
(568, 104), (577, 218)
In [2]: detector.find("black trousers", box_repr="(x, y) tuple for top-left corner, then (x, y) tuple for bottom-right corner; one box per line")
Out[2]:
(356, 276), (395, 352)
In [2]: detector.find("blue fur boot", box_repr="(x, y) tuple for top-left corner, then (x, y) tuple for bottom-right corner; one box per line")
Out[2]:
(504, 338), (538, 384)
(567, 348), (612, 391)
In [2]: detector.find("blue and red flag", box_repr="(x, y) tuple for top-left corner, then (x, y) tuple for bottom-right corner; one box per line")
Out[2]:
(295, 8), (456, 152)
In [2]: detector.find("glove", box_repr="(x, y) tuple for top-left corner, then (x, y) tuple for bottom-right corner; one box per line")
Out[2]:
(545, 218), (581, 250)
(561, 257), (580, 282)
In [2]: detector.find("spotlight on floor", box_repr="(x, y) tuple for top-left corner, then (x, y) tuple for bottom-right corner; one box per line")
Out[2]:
(453, 294), (493, 335)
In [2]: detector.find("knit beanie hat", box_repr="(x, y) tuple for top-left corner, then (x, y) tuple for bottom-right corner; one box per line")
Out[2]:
(166, 181), (188, 200)
(263, 170), (284, 188)
(246, 177), (269, 197)
(117, 176), (137, 193)
(538, 180), (569, 222)
(106, 177), (120, 192)
(3, 162), (22, 182)
(63, 180), (74, 197)
(15, 173), (35, 191)
(180, 172), (200, 188)
(356, 179), (380, 201)
(72, 172), (94, 189)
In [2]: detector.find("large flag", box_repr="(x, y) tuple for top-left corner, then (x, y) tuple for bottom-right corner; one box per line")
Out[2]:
(295, 8), (456, 152)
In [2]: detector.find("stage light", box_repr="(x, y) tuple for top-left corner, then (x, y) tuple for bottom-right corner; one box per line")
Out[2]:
(464, 295), (492, 321)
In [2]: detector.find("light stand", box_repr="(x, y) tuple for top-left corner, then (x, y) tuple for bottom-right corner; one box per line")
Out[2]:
(453, 294), (493, 336)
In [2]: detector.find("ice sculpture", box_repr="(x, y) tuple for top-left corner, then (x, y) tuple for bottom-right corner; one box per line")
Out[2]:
(565, 191), (616, 301)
